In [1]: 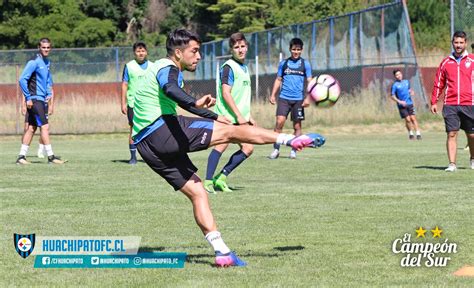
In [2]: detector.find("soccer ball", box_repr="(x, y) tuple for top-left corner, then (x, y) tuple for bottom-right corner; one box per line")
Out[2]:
(307, 74), (341, 107)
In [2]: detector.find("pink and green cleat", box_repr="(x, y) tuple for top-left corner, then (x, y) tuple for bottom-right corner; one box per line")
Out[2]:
(215, 251), (247, 267)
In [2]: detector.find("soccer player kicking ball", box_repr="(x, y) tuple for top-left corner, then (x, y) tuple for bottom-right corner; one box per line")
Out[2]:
(205, 32), (254, 194)
(132, 29), (324, 267)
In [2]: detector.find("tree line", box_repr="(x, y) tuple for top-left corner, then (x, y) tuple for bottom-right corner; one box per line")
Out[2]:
(0, 0), (450, 51)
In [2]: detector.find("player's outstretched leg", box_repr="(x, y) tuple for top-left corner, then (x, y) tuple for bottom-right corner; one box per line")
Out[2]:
(211, 122), (325, 151)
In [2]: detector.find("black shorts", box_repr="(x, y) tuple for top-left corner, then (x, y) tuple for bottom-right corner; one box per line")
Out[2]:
(127, 106), (134, 127)
(442, 105), (474, 133)
(276, 98), (305, 121)
(26, 100), (48, 127)
(398, 104), (415, 119)
(25, 103), (49, 123)
(136, 115), (214, 190)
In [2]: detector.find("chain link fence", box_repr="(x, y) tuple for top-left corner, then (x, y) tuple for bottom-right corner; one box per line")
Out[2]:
(451, 0), (474, 40)
(1, 0), (434, 135)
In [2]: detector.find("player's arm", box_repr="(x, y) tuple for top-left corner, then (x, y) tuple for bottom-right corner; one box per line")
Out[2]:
(159, 65), (218, 120)
(19, 60), (36, 108)
(121, 65), (129, 115)
(21, 97), (27, 115)
(269, 61), (285, 105)
(389, 84), (406, 106)
(431, 64), (446, 114)
(302, 61), (313, 107)
(47, 73), (54, 115)
(269, 77), (282, 105)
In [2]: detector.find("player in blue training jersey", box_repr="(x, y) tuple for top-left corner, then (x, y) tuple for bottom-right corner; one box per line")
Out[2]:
(132, 29), (324, 268)
(390, 69), (421, 140)
(121, 41), (151, 164)
(16, 38), (64, 165)
(269, 38), (313, 159)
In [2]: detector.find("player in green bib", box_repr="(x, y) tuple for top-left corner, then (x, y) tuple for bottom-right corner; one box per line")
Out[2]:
(121, 41), (152, 164)
(205, 32), (254, 193)
(132, 29), (325, 268)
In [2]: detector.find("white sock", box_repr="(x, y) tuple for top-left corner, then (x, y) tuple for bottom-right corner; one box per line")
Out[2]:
(276, 133), (295, 145)
(416, 131), (421, 136)
(44, 144), (54, 156)
(205, 231), (230, 254)
(19, 144), (29, 156)
(38, 144), (45, 152)
(409, 131), (414, 136)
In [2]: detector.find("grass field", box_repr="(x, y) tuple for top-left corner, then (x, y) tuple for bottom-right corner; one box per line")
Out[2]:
(1, 132), (473, 286)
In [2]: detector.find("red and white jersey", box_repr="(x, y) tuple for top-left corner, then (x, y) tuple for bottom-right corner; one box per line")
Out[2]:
(431, 51), (474, 106)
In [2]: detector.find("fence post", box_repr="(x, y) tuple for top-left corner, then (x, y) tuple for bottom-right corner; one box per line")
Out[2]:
(115, 47), (120, 82)
(16, 65), (20, 135)
(255, 55), (259, 102)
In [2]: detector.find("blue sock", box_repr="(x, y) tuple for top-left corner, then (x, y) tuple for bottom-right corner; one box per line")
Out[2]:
(129, 144), (137, 160)
(206, 149), (222, 180)
(221, 150), (248, 176)
(273, 143), (280, 150)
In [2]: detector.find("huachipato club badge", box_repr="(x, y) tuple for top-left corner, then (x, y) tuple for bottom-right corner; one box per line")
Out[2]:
(14, 233), (35, 258)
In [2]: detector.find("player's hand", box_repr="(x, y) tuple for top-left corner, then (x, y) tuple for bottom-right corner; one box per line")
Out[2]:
(399, 100), (407, 107)
(48, 106), (54, 116)
(430, 104), (438, 114)
(236, 115), (247, 125)
(21, 106), (27, 116)
(216, 115), (232, 125)
(121, 103), (127, 115)
(248, 117), (256, 126)
(26, 100), (33, 109)
(196, 94), (216, 108)
(269, 95), (276, 105)
(302, 97), (311, 107)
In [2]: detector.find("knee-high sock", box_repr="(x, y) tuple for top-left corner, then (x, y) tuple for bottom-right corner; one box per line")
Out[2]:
(206, 149), (222, 180)
(221, 150), (248, 176)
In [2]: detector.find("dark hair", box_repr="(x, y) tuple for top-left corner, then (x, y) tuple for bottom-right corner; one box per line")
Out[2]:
(471, 43), (474, 49)
(38, 38), (51, 46)
(133, 41), (147, 51)
(289, 38), (303, 49)
(452, 31), (467, 41)
(166, 29), (201, 56)
(393, 69), (401, 76)
(229, 32), (247, 48)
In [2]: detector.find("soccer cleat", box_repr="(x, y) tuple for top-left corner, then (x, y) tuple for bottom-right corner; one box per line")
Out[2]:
(128, 158), (137, 165)
(409, 135), (415, 140)
(445, 163), (457, 172)
(268, 149), (280, 159)
(37, 148), (46, 158)
(48, 155), (66, 164)
(16, 156), (31, 165)
(289, 149), (297, 159)
(213, 173), (233, 193)
(288, 133), (326, 151)
(204, 180), (217, 194)
(215, 251), (247, 267)
(416, 135), (422, 140)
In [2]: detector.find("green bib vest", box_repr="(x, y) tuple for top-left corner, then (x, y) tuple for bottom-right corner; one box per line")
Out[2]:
(132, 58), (179, 137)
(215, 59), (251, 123)
(125, 60), (152, 108)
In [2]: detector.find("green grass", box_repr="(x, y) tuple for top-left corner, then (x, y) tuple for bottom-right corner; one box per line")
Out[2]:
(1, 132), (473, 286)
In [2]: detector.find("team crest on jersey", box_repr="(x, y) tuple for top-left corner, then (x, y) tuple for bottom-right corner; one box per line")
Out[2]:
(14, 233), (35, 258)
(465, 60), (471, 68)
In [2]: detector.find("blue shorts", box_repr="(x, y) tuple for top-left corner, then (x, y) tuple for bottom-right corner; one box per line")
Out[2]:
(26, 100), (48, 127)
(398, 104), (415, 119)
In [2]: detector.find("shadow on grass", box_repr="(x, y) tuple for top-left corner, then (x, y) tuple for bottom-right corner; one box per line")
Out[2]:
(111, 159), (145, 164)
(139, 246), (305, 267)
(414, 166), (468, 170)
